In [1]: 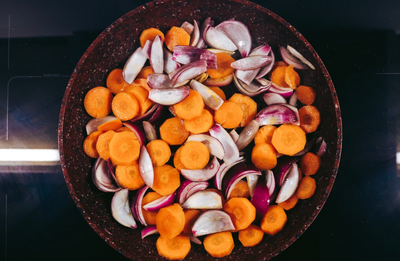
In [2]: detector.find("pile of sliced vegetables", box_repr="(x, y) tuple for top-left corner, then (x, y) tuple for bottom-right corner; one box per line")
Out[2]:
(83, 17), (328, 260)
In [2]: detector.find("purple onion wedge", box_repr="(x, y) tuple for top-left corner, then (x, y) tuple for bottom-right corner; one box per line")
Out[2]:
(276, 163), (300, 203)
(138, 146), (154, 188)
(229, 129), (239, 143)
(143, 191), (176, 212)
(189, 235), (202, 245)
(233, 74), (271, 97)
(187, 134), (225, 160)
(131, 185), (149, 226)
(173, 46), (217, 69)
(209, 124), (239, 165)
(256, 48), (275, 79)
(112, 189), (137, 229)
(280, 46), (308, 70)
(190, 80), (224, 110)
(251, 175), (271, 220)
(192, 210), (235, 237)
(263, 92), (287, 105)
(142, 121), (157, 142)
(163, 47), (180, 74)
(289, 91), (298, 106)
(107, 158), (120, 186)
(202, 73), (233, 87)
(231, 55), (272, 70)
(203, 24), (237, 52)
(122, 122), (146, 147)
(148, 86), (190, 105)
(181, 21), (194, 35)
(177, 180), (209, 205)
(196, 17), (213, 49)
(287, 45), (315, 70)
(235, 120), (259, 151)
(86, 116), (118, 135)
(92, 157), (121, 192)
(181, 157), (220, 182)
(169, 60), (208, 87)
(272, 156), (300, 186)
(147, 104), (166, 124)
(265, 169), (276, 198)
(216, 20), (252, 57)
(293, 136), (316, 157)
(150, 35), (164, 73)
(235, 69), (260, 85)
(147, 73), (172, 89)
(141, 225), (159, 239)
(123, 47), (147, 84)
(256, 78), (294, 98)
(214, 156), (245, 190)
(315, 137), (327, 157)
(190, 20), (200, 46)
(130, 103), (159, 124)
(254, 104), (298, 126)
(182, 190), (223, 209)
(142, 40), (152, 59)
(247, 174), (259, 198)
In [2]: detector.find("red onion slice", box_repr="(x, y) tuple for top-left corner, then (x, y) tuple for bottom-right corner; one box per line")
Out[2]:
(209, 124), (240, 165)
(216, 20), (252, 57)
(231, 55), (272, 70)
(172, 46), (217, 69)
(192, 210), (235, 237)
(315, 137), (327, 157)
(187, 134), (225, 160)
(138, 146), (154, 188)
(112, 189), (137, 229)
(143, 191), (176, 212)
(276, 163), (300, 203)
(287, 45), (315, 70)
(280, 46), (308, 70)
(131, 185), (149, 226)
(203, 25), (237, 52)
(202, 74), (233, 86)
(142, 40), (152, 59)
(265, 169), (276, 198)
(163, 47), (180, 74)
(177, 180), (209, 205)
(123, 47), (147, 84)
(288, 91), (298, 106)
(263, 92), (287, 105)
(235, 68), (260, 85)
(189, 235), (202, 245)
(150, 35), (164, 74)
(141, 225), (159, 239)
(169, 60), (207, 87)
(190, 80), (224, 110)
(182, 190), (223, 209)
(196, 17), (213, 49)
(256, 78), (294, 98)
(107, 158), (120, 186)
(92, 157), (121, 192)
(130, 103), (159, 124)
(214, 156), (245, 190)
(229, 129), (239, 143)
(246, 174), (259, 198)
(272, 156), (300, 186)
(147, 104), (166, 124)
(256, 49), (275, 79)
(254, 104), (298, 126)
(147, 73), (172, 89)
(181, 21), (194, 35)
(233, 75), (271, 97)
(148, 86), (190, 105)
(251, 175), (271, 220)
(86, 116), (118, 135)
(181, 157), (220, 182)
(190, 20), (200, 46)
(142, 121), (157, 142)
(250, 44), (271, 56)
(235, 120), (259, 151)
(122, 122), (146, 147)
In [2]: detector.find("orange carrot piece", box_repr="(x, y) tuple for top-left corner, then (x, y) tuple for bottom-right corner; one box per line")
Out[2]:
(228, 93), (257, 127)
(180, 141), (210, 170)
(109, 131), (141, 165)
(208, 86), (226, 101)
(140, 27), (165, 48)
(115, 161), (145, 190)
(83, 130), (103, 158)
(106, 68), (130, 94)
(111, 92), (140, 121)
(296, 176), (317, 199)
(156, 203), (185, 239)
(97, 118), (123, 132)
(152, 165), (181, 196)
(142, 191), (163, 225)
(173, 146), (185, 173)
(296, 85), (316, 105)
(146, 139), (171, 167)
(137, 66), (154, 79)
(204, 231), (235, 258)
(299, 105), (321, 134)
(238, 224), (264, 247)
(183, 109), (214, 134)
(164, 26), (190, 52)
(206, 52), (235, 79)
(160, 117), (190, 145)
(260, 205), (287, 236)
(285, 64), (300, 89)
(254, 125), (277, 145)
(156, 234), (191, 260)
(270, 64), (289, 88)
(96, 130), (116, 161)
(224, 197), (256, 231)
(173, 89), (204, 121)
(115, 126), (133, 133)
(251, 143), (277, 170)
(183, 209), (201, 235)
(228, 180), (250, 199)
(124, 84), (153, 116)
(299, 152), (321, 175)
(214, 101), (243, 129)
(271, 124), (306, 156)
(277, 194), (299, 210)
(84, 86), (113, 118)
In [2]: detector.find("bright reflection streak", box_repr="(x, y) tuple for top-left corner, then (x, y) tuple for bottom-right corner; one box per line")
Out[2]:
(397, 152), (400, 164)
(0, 149), (60, 162)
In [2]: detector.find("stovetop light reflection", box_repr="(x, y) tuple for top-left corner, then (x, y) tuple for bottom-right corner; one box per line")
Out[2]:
(0, 149), (60, 162)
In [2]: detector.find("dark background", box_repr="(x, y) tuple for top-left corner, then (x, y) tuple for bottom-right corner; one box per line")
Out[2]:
(1, 0), (400, 260)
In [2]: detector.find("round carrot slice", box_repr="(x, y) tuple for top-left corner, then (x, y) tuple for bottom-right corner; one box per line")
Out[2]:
(84, 86), (113, 118)
(214, 101), (243, 129)
(109, 131), (141, 165)
(164, 26), (190, 52)
(146, 139), (171, 167)
(111, 92), (140, 121)
(96, 130), (116, 161)
(140, 28), (165, 48)
(206, 52), (235, 79)
(83, 130), (103, 158)
(180, 141), (210, 170)
(115, 161), (145, 190)
(160, 117), (189, 145)
(106, 68), (130, 94)
(251, 143), (277, 170)
(299, 105), (321, 134)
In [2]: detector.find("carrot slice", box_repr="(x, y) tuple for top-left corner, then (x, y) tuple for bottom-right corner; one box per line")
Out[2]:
(296, 85), (316, 105)
(160, 117), (189, 145)
(271, 124), (306, 156)
(146, 139), (171, 167)
(214, 101), (243, 129)
(131, 78), (151, 91)
(137, 65), (154, 79)
(208, 86), (226, 101)
(96, 130), (116, 161)
(140, 27), (165, 48)
(115, 161), (145, 190)
(251, 143), (277, 170)
(84, 86), (113, 118)
(228, 179), (250, 199)
(183, 209), (201, 235)
(156, 203), (185, 239)
(83, 130), (103, 158)
(142, 191), (163, 225)
(156, 234), (191, 260)
(173, 146), (185, 173)
(173, 89), (204, 121)
(152, 165), (181, 196)
(115, 126), (133, 133)
(204, 231), (234, 258)
(296, 176), (316, 199)
(270, 64), (289, 88)
(285, 64), (300, 89)
(180, 141), (210, 170)
(111, 92), (140, 121)
(224, 197), (256, 231)
(165, 26), (190, 52)
(106, 68), (130, 94)
(260, 205), (287, 236)
(183, 109), (214, 134)
(277, 193), (299, 210)
(206, 52), (235, 79)
(254, 125), (277, 145)
(109, 131), (141, 165)
(228, 93), (257, 127)
(124, 84), (153, 116)
(299, 105), (321, 134)
(97, 118), (123, 132)
(238, 224), (264, 247)
(299, 152), (321, 175)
